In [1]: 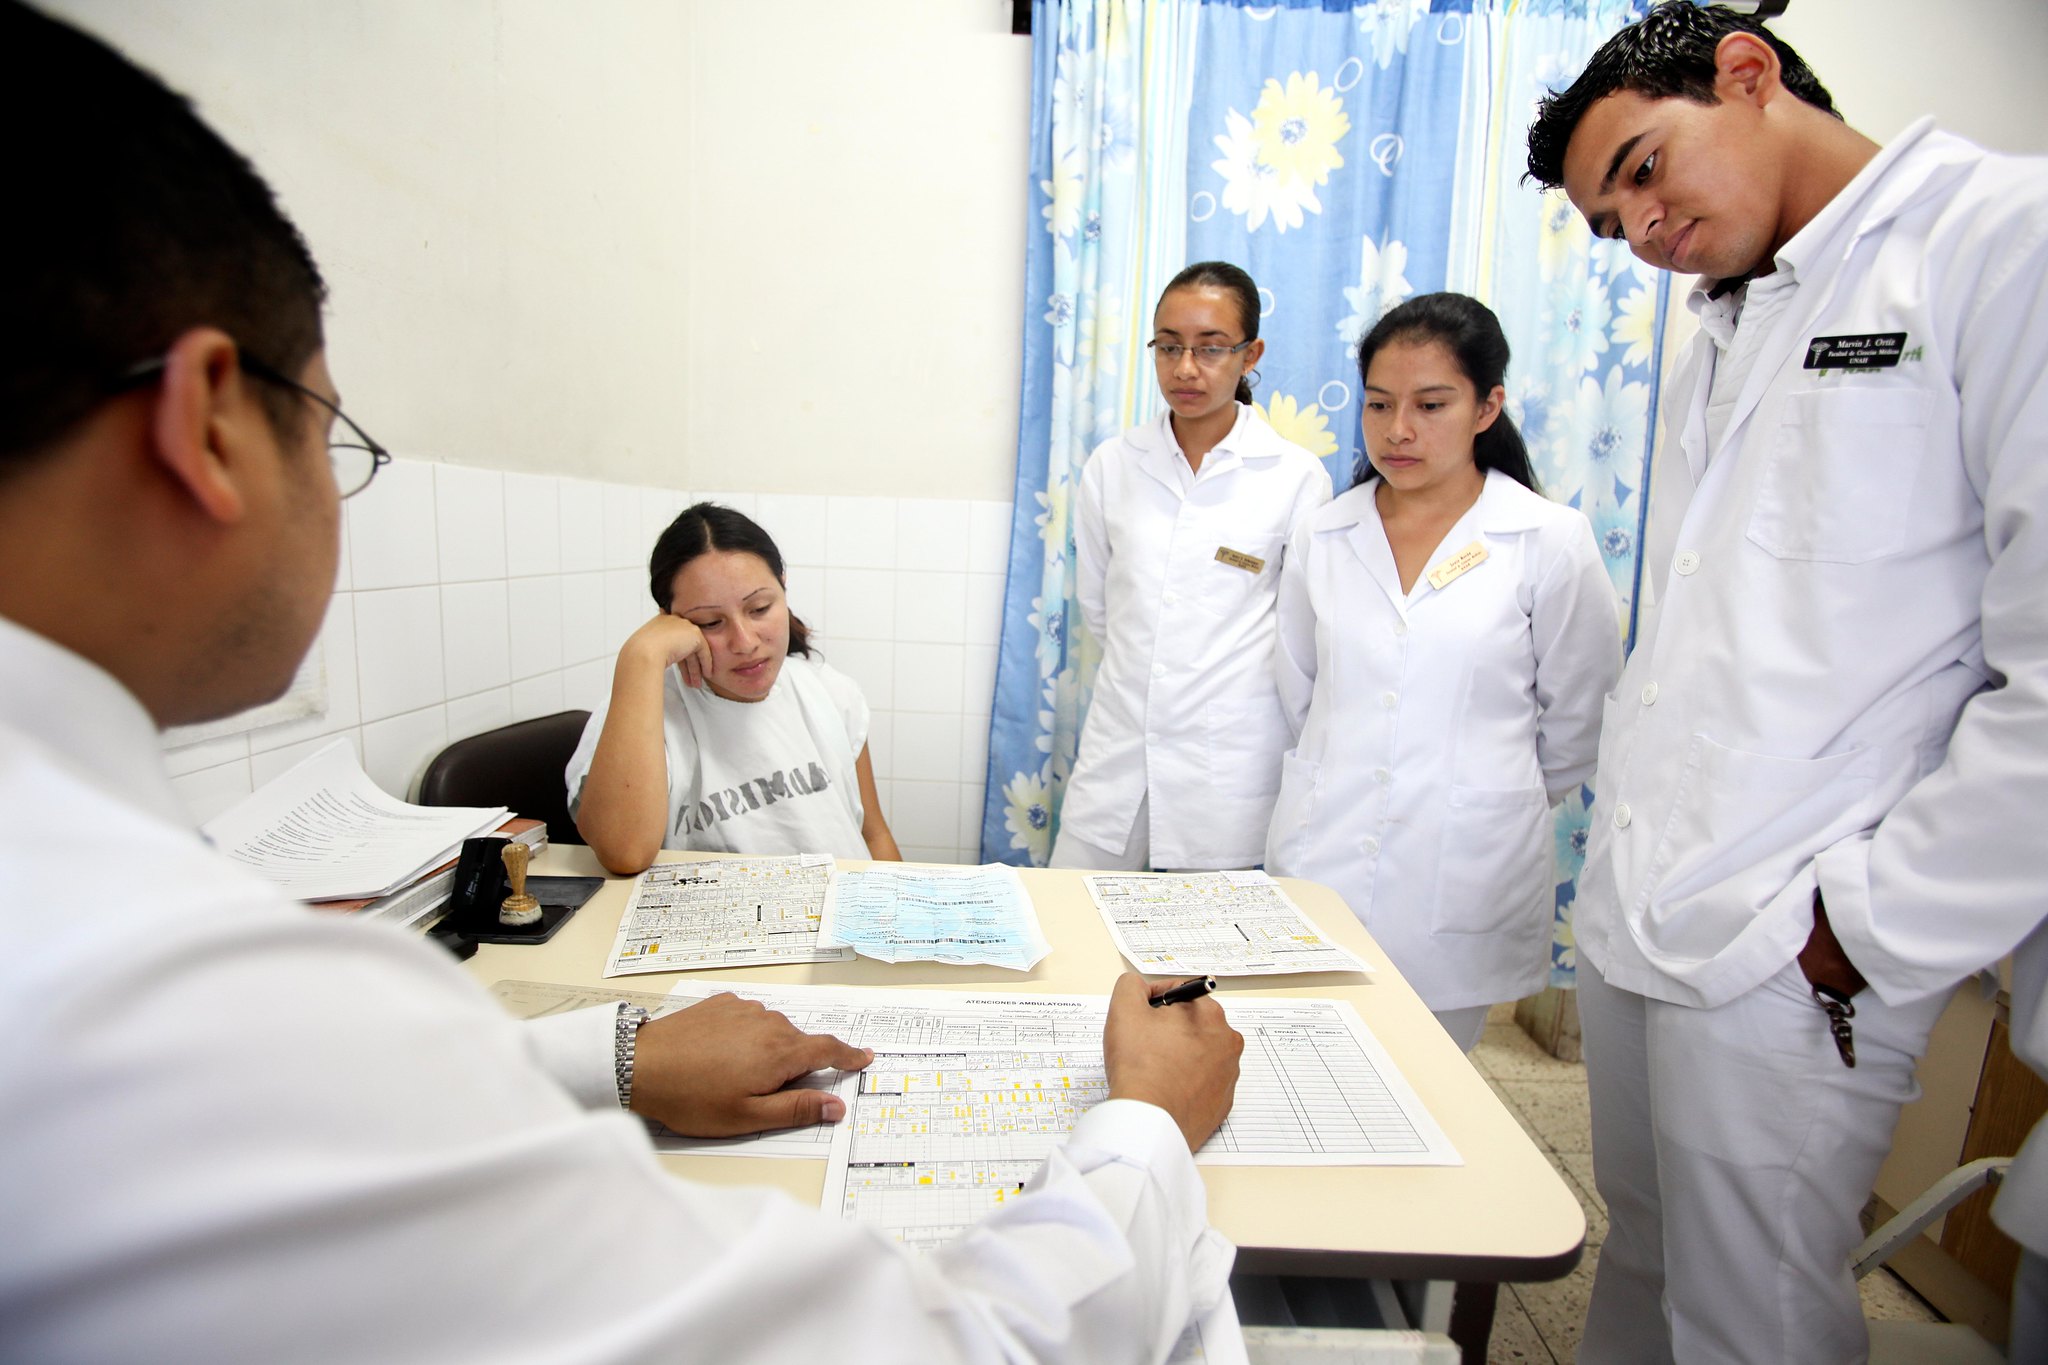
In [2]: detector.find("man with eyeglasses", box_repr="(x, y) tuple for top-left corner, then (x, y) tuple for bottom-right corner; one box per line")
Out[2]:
(0, 5), (1244, 1360)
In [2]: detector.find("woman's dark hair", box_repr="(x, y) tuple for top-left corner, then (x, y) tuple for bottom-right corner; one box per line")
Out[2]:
(1353, 292), (1538, 494)
(1526, 1), (1837, 190)
(648, 502), (812, 657)
(1159, 260), (1261, 405)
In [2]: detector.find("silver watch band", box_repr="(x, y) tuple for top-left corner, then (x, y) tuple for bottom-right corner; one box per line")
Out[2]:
(613, 1003), (650, 1110)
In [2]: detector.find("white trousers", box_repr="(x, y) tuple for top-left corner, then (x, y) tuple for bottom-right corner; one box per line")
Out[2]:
(1432, 1004), (1491, 1053)
(2014, 1250), (2048, 1363)
(1576, 959), (1953, 1365)
(1049, 796), (1150, 871)
(1050, 795), (1237, 874)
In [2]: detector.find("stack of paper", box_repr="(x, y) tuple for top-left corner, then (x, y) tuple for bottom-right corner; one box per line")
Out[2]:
(318, 817), (547, 928)
(202, 739), (510, 903)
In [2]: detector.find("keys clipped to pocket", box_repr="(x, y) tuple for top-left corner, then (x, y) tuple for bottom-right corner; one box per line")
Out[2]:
(1811, 983), (1857, 1068)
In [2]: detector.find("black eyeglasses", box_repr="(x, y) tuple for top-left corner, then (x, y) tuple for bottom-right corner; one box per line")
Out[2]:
(1148, 339), (1253, 367)
(116, 351), (392, 499)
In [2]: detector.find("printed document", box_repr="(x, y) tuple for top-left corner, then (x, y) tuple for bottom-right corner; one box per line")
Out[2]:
(203, 738), (506, 902)
(490, 980), (1457, 1170)
(602, 856), (851, 976)
(1085, 870), (1369, 977)
(490, 981), (1249, 1361)
(818, 864), (1050, 971)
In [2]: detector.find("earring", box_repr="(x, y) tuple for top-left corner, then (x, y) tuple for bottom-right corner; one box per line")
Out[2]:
(1246, 368), (1262, 389)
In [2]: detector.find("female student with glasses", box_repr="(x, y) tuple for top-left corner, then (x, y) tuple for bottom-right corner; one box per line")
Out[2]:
(1050, 262), (1332, 872)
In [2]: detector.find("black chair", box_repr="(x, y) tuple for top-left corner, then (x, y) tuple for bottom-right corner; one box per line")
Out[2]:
(417, 709), (591, 846)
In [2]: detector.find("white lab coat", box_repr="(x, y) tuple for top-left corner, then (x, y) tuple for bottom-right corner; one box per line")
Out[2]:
(1577, 120), (2048, 1012)
(1265, 471), (1620, 1011)
(1061, 404), (1332, 869)
(0, 616), (1234, 1364)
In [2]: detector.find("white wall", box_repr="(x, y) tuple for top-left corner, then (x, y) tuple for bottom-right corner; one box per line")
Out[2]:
(683, 6), (1029, 501)
(1774, 0), (2048, 154)
(52, 0), (1029, 500)
(56, 0), (699, 486)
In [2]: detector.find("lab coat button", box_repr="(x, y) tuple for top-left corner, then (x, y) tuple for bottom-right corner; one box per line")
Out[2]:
(1641, 682), (1660, 705)
(1393, 620), (1409, 637)
(1163, 591), (1178, 606)
(1373, 768), (1391, 786)
(1363, 836), (1381, 855)
(1380, 691), (1398, 709)
(1675, 551), (1700, 575)
(1613, 803), (1633, 829)
(1150, 663), (1164, 679)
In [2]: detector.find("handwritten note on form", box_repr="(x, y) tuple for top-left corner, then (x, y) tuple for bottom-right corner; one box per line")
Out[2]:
(602, 856), (852, 977)
(818, 865), (1050, 971)
(1084, 871), (1369, 978)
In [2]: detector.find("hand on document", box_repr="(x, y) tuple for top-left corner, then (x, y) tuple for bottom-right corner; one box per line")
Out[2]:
(630, 993), (874, 1137)
(1103, 973), (1244, 1153)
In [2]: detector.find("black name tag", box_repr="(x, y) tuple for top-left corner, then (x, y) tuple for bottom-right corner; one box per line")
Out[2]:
(1802, 333), (1908, 370)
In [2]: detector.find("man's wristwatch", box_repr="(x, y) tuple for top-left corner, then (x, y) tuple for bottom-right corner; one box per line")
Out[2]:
(614, 1003), (650, 1109)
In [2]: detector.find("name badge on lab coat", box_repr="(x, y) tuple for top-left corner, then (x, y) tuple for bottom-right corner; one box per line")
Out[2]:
(1214, 546), (1267, 574)
(1426, 541), (1489, 590)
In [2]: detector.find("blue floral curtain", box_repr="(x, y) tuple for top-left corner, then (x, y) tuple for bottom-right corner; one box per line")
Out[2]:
(984, 0), (1666, 992)
(1450, 0), (1662, 986)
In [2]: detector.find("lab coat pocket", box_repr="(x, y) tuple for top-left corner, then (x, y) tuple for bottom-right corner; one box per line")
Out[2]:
(1639, 736), (1878, 960)
(1431, 783), (1550, 936)
(1747, 388), (1932, 563)
(1189, 532), (1284, 618)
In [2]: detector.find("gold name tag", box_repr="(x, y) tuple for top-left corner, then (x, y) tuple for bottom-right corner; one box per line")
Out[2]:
(1214, 546), (1267, 574)
(1426, 540), (1489, 590)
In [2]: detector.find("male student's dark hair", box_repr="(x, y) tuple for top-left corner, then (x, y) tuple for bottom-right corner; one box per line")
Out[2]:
(1524, 0), (1840, 190)
(0, 0), (327, 467)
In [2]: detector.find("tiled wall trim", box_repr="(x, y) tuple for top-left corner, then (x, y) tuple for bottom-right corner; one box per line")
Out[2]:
(163, 460), (1013, 867)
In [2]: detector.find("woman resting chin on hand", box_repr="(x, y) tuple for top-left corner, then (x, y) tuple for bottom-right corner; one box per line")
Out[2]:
(566, 502), (900, 875)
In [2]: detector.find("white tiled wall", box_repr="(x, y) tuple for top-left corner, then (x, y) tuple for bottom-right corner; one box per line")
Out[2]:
(163, 460), (1014, 866)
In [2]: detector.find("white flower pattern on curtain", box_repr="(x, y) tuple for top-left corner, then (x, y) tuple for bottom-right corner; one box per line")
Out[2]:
(1452, 0), (1662, 986)
(985, 0), (1666, 994)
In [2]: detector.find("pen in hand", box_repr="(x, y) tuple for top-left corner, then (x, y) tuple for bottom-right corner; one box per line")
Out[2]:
(1150, 975), (1219, 1008)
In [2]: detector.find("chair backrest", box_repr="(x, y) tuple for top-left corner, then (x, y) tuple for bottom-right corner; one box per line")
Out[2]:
(417, 710), (591, 846)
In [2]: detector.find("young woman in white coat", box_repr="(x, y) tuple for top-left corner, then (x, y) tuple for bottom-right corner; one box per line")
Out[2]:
(1051, 262), (1333, 871)
(1265, 294), (1621, 1049)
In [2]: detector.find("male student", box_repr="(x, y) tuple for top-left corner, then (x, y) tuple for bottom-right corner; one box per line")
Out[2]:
(0, 4), (1244, 1360)
(1524, 3), (2048, 1361)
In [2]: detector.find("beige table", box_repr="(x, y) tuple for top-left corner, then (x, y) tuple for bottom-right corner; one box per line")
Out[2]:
(469, 848), (1584, 1325)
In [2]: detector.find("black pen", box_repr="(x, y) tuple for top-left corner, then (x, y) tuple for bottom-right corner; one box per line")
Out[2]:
(1149, 975), (1219, 1008)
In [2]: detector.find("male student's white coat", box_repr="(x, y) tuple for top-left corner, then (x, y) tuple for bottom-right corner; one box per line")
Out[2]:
(1058, 404), (1330, 870)
(1266, 469), (1619, 1012)
(1573, 121), (2048, 1364)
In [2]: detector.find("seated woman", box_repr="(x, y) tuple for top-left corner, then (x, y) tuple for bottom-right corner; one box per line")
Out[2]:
(566, 502), (900, 874)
